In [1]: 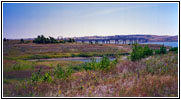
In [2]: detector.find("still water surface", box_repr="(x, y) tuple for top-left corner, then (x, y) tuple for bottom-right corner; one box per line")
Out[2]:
(29, 57), (116, 63)
(140, 42), (178, 47)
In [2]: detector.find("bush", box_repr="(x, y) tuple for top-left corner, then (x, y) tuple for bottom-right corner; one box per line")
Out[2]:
(31, 67), (42, 82)
(155, 49), (160, 55)
(77, 53), (91, 57)
(31, 68), (53, 83)
(99, 56), (110, 70)
(169, 47), (178, 53)
(54, 64), (72, 79)
(68, 56), (114, 71)
(89, 58), (98, 70)
(42, 72), (52, 83)
(130, 44), (153, 61)
(155, 45), (167, 55)
(143, 46), (153, 56)
(160, 45), (167, 54)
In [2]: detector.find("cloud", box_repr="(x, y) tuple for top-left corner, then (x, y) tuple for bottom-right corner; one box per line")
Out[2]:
(85, 6), (139, 17)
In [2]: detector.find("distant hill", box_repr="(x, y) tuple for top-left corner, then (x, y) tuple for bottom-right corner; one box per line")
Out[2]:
(147, 35), (178, 42)
(74, 35), (178, 42)
(6, 35), (178, 42)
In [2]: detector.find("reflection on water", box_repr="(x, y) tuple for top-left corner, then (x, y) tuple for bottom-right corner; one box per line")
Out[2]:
(28, 57), (116, 62)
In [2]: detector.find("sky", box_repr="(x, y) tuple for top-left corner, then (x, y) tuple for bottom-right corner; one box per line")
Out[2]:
(3, 3), (179, 39)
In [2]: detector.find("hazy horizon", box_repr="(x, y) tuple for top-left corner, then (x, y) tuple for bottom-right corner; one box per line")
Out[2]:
(3, 34), (178, 40)
(3, 3), (179, 39)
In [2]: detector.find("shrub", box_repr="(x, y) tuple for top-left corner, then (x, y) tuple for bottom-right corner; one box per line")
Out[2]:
(82, 63), (93, 71)
(155, 49), (160, 55)
(31, 68), (53, 83)
(42, 72), (52, 83)
(130, 44), (153, 61)
(68, 56), (114, 71)
(169, 47), (178, 53)
(110, 59), (118, 68)
(54, 64), (73, 79)
(155, 45), (167, 55)
(89, 57), (97, 70)
(77, 53), (91, 57)
(160, 45), (167, 54)
(99, 56), (110, 70)
(12, 64), (21, 70)
(143, 46), (153, 56)
(31, 67), (42, 82)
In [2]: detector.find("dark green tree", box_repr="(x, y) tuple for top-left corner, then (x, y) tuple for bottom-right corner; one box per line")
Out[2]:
(160, 45), (167, 54)
(33, 35), (58, 44)
(20, 38), (24, 43)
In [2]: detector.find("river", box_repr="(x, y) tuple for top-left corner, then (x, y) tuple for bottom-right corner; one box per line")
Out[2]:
(140, 42), (178, 47)
(28, 57), (116, 63)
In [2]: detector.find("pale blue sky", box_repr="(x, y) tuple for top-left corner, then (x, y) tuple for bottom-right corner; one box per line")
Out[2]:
(3, 3), (178, 39)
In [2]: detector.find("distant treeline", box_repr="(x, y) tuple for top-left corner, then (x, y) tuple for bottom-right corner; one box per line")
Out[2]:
(33, 35), (75, 44)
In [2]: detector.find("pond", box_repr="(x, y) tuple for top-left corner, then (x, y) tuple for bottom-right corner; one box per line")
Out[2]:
(140, 42), (178, 47)
(28, 57), (116, 63)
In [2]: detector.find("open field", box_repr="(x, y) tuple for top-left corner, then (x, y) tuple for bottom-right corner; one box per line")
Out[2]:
(3, 41), (178, 97)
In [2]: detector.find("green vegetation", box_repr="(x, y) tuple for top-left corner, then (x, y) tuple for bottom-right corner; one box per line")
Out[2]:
(58, 38), (75, 43)
(31, 56), (116, 81)
(31, 67), (53, 83)
(3, 40), (178, 97)
(130, 44), (153, 61)
(32, 35), (76, 44)
(130, 44), (171, 61)
(169, 47), (178, 53)
(42, 72), (53, 83)
(20, 39), (24, 43)
(5, 60), (35, 71)
(155, 45), (167, 54)
(33, 35), (58, 44)
(67, 38), (75, 43)
(54, 64), (73, 79)
(31, 67), (42, 82)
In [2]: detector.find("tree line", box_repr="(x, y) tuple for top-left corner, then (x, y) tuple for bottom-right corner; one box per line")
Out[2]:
(32, 35), (75, 44)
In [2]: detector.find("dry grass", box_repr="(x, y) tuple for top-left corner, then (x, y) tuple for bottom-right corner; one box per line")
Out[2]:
(3, 42), (178, 97)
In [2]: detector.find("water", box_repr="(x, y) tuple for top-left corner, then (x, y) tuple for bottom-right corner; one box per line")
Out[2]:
(140, 42), (178, 47)
(28, 57), (116, 62)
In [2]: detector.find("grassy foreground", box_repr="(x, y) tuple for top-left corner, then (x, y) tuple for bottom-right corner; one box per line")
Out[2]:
(3, 52), (178, 97)
(3, 41), (178, 97)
